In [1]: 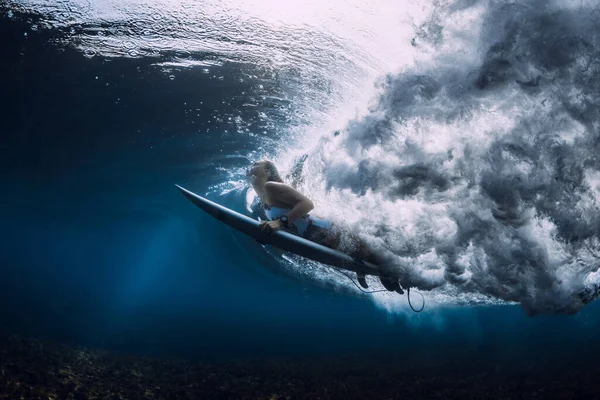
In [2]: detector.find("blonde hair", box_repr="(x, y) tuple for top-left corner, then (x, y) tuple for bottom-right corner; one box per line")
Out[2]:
(250, 160), (283, 183)
(261, 160), (283, 183)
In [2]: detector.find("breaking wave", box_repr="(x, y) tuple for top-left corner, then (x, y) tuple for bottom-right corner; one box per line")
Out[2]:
(287, 0), (600, 315)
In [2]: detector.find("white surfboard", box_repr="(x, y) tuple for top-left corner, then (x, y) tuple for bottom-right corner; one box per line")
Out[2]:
(176, 185), (382, 277)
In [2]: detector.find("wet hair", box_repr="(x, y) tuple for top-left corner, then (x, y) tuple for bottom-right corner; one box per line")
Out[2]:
(263, 160), (283, 183)
(254, 160), (283, 183)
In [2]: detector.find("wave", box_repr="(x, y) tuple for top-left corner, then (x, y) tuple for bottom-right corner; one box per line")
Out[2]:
(284, 0), (600, 315)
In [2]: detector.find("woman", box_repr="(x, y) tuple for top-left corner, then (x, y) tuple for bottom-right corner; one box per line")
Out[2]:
(246, 160), (404, 293)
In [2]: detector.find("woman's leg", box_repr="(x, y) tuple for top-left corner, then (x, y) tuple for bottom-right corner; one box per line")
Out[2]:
(305, 226), (403, 293)
(305, 225), (341, 249)
(346, 234), (404, 294)
(305, 227), (372, 288)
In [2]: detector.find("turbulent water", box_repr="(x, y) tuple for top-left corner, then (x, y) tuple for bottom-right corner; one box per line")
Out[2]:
(4, 0), (600, 318)
(295, 1), (600, 315)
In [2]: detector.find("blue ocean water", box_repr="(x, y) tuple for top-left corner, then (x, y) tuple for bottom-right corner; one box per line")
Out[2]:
(1, 0), (600, 370)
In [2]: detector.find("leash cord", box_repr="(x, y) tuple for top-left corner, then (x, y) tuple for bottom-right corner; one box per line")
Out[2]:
(330, 267), (426, 313)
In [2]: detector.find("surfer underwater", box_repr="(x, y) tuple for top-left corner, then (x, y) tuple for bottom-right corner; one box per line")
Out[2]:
(246, 159), (406, 295)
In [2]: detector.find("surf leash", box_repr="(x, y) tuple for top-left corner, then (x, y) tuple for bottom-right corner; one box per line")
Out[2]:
(406, 287), (425, 313)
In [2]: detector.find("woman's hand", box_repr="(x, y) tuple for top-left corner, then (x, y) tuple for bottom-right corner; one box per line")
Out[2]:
(260, 219), (284, 234)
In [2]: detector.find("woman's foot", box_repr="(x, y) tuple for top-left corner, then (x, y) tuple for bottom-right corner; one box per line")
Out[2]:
(379, 276), (405, 294)
(357, 272), (369, 289)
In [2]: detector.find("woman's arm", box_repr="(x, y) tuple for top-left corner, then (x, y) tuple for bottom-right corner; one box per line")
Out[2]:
(259, 182), (315, 234)
(264, 182), (314, 223)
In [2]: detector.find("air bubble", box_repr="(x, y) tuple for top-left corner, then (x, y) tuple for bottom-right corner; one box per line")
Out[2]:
(84, 49), (96, 57)
(7, 11), (13, 18)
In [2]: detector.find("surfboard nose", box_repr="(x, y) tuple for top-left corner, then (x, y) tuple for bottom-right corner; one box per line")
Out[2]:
(175, 184), (214, 214)
(175, 184), (193, 202)
(175, 184), (197, 201)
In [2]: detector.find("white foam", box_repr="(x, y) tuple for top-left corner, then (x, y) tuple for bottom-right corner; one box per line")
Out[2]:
(272, 0), (600, 315)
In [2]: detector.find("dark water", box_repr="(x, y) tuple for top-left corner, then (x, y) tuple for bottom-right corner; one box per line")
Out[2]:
(2, 2), (600, 372)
